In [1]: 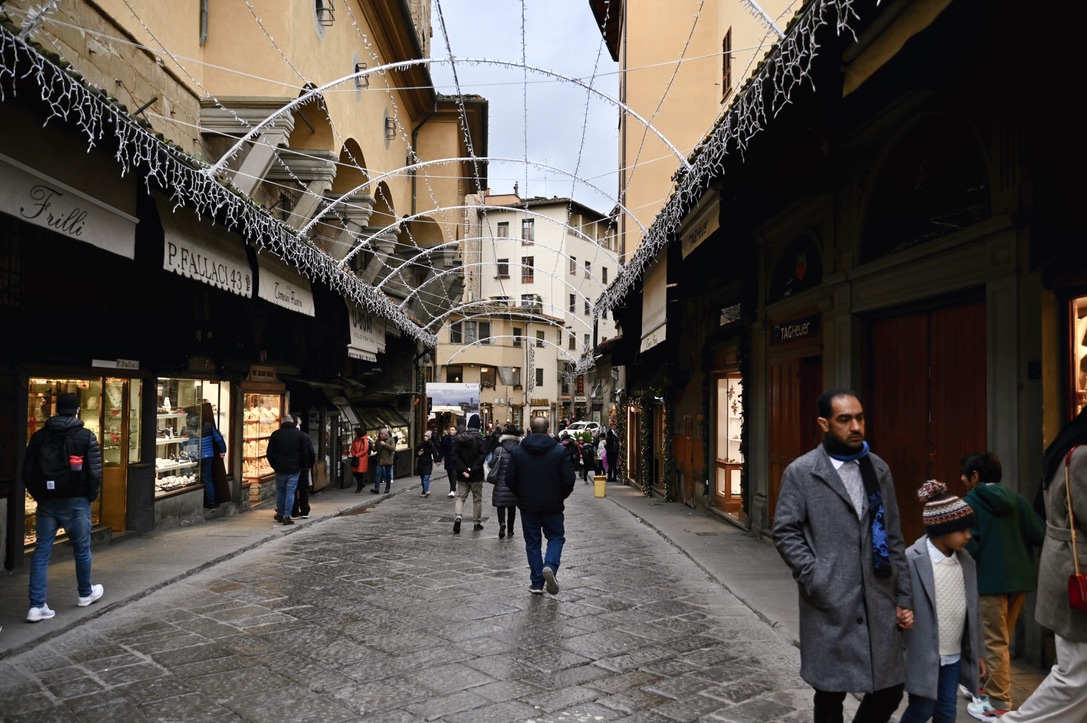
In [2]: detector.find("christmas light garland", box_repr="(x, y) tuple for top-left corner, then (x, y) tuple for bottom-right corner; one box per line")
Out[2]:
(594, 0), (863, 320)
(0, 24), (436, 346)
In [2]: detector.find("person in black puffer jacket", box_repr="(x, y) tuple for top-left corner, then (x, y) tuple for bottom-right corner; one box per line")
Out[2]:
(23, 392), (106, 622)
(489, 424), (522, 539)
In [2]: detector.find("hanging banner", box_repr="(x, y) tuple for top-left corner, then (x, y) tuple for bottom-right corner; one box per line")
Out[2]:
(347, 300), (386, 361)
(640, 253), (667, 353)
(257, 254), (315, 316)
(0, 151), (137, 258)
(156, 194), (252, 297)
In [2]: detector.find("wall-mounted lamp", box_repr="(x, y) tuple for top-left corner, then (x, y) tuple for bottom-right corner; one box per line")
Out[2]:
(317, 0), (335, 27)
(354, 62), (368, 89)
(384, 117), (397, 140)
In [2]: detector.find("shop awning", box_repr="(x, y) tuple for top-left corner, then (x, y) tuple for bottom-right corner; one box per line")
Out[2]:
(0, 151), (138, 258)
(155, 194), (253, 297)
(346, 299), (386, 361)
(257, 253), (315, 316)
(640, 253), (667, 353)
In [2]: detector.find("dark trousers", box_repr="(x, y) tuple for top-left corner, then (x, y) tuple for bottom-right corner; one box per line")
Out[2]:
(496, 506), (516, 529)
(292, 469), (311, 516)
(813, 684), (903, 723)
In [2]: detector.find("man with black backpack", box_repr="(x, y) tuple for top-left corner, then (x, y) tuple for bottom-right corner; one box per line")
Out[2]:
(22, 392), (105, 622)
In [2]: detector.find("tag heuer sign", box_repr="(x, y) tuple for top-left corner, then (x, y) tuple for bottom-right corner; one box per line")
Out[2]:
(772, 315), (820, 345)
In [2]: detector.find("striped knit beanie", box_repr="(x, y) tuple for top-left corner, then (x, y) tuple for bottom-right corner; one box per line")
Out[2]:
(917, 480), (976, 537)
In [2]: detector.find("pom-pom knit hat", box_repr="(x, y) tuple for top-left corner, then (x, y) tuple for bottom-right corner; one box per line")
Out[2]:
(917, 479), (976, 537)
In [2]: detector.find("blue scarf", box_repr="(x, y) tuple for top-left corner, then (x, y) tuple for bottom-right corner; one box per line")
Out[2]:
(824, 439), (892, 578)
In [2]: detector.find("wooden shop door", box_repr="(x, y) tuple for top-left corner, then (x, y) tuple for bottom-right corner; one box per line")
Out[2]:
(866, 299), (986, 543)
(767, 355), (822, 525)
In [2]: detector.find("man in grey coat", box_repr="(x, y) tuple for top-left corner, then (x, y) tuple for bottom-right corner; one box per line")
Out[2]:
(773, 389), (914, 723)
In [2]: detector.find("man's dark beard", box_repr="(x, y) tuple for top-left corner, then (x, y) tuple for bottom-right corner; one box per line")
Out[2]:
(822, 433), (862, 456)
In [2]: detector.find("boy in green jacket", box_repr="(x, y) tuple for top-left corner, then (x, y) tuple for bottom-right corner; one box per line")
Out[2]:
(960, 452), (1045, 720)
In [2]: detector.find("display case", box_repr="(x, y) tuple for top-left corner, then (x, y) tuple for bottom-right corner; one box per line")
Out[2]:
(154, 379), (201, 496)
(1074, 295), (1087, 417)
(715, 373), (744, 506)
(242, 392), (282, 485)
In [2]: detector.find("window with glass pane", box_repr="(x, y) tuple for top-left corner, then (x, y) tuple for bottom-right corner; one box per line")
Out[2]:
(496, 258), (509, 277)
(450, 322), (462, 344)
(522, 218), (534, 242)
(480, 321), (491, 344)
(521, 257), (534, 283)
(445, 366), (463, 383)
(602, 267), (608, 284)
(513, 326), (523, 346)
(497, 221), (509, 237)
(536, 368), (545, 386)
(536, 331), (545, 347)
(480, 366), (496, 387)
(569, 294), (576, 313)
(569, 256), (577, 274)
(584, 260), (591, 278)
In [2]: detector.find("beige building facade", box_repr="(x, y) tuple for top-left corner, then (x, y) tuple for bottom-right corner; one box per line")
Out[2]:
(592, 0), (796, 261)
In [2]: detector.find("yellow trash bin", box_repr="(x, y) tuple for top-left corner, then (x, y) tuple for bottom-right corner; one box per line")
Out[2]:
(593, 474), (607, 498)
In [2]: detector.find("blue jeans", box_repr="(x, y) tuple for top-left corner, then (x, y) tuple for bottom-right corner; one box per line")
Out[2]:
(375, 464), (392, 491)
(201, 457), (216, 506)
(899, 659), (961, 723)
(30, 497), (94, 606)
(520, 510), (565, 590)
(275, 471), (300, 518)
(420, 473), (431, 494)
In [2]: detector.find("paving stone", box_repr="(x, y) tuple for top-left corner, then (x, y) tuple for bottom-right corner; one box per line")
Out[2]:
(0, 489), (817, 723)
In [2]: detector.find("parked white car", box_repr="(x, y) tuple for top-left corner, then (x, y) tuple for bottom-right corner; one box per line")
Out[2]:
(562, 421), (601, 436)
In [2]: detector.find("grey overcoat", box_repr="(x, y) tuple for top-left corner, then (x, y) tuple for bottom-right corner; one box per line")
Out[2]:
(1035, 444), (1087, 642)
(902, 537), (981, 699)
(773, 446), (912, 692)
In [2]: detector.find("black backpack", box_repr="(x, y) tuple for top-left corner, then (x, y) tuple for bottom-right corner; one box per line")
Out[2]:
(27, 428), (87, 500)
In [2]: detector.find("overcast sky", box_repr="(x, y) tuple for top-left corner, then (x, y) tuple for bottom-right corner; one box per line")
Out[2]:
(428, 0), (619, 214)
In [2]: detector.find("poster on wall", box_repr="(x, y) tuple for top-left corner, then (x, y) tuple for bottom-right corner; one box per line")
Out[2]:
(426, 383), (480, 427)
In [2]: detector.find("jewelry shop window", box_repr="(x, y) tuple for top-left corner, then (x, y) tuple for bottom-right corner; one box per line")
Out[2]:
(1073, 295), (1087, 417)
(155, 379), (232, 498)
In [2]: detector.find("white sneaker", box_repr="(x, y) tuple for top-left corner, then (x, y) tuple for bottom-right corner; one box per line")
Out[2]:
(967, 696), (1008, 721)
(542, 567), (559, 595)
(26, 604), (55, 622)
(447, 491), (455, 497)
(77, 584), (104, 607)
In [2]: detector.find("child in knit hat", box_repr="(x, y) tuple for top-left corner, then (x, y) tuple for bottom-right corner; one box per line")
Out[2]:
(900, 480), (986, 723)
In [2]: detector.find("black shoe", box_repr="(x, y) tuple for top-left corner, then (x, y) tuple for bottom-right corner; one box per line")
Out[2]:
(473, 523), (484, 531)
(507, 526), (515, 538)
(274, 514), (283, 522)
(453, 518), (461, 534)
(282, 517), (294, 525)
(371, 488), (379, 494)
(499, 525), (506, 539)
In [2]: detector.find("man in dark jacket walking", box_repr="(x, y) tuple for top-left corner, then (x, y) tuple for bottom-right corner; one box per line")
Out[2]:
(266, 417), (309, 526)
(451, 415), (486, 533)
(23, 392), (105, 622)
(505, 416), (575, 595)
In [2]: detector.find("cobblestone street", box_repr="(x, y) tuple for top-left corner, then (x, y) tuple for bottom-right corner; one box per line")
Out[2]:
(0, 485), (818, 722)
